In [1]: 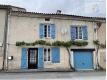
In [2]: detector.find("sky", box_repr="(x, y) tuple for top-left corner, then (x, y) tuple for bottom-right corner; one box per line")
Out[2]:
(0, 0), (106, 17)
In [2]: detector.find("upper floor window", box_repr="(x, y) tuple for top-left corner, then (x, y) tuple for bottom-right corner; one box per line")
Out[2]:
(44, 24), (51, 38)
(39, 23), (56, 39)
(75, 27), (83, 39)
(44, 48), (51, 62)
(45, 18), (50, 21)
(71, 25), (88, 40)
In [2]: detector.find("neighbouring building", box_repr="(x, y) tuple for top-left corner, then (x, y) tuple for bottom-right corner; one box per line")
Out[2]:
(97, 22), (106, 69)
(0, 5), (26, 70)
(0, 5), (106, 71)
(0, 5), (8, 70)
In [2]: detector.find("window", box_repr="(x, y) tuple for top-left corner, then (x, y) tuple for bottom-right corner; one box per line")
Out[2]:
(44, 48), (51, 62)
(71, 25), (88, 40)
(29, 49), (37, 64)
(40, 23), (55, 39)
(75, 26), (83, 39)
(44, 24), (51, 38)
(45, 18), (50, 21)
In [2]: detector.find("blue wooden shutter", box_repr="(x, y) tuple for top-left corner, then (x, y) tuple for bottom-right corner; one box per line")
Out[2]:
(39, 23), (44, 39)
(50, 24), (56, 39)
(38, 48), (44, 69)
(71, 26), (76, 40)
(82, 26), (88, 40)
(52, 47), (60, 63)
(21, 48), (28, 69)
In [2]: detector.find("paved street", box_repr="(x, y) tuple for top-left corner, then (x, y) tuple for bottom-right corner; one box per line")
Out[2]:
(0, 71), (106, 80)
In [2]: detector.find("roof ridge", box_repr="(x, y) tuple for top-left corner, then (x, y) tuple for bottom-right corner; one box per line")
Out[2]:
(11, 11), (106, 19)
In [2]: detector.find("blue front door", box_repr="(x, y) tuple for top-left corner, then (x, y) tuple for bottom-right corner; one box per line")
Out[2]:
(74, 50), (93, 70)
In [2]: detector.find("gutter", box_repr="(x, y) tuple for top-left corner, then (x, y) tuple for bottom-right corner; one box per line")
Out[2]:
(2, 9), (9, 70)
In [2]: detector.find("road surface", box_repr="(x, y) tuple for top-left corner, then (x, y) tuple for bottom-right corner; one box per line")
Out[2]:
(0, 71), (105, 80)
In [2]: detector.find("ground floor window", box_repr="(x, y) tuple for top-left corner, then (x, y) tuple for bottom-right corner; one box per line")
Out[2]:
(44, 48), (51, 62)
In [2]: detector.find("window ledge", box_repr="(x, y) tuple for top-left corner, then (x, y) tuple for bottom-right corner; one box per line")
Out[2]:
(75, 39), (83, 41)
(44, 61), (52, 64)
(45, 37), (51, 39)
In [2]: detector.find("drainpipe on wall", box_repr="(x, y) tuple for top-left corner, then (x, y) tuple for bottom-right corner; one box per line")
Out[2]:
(96, 22), (102, 70)
(93, 22), (97, 40)
(95, 22), (99, 70)
(6, 14), (11, 70)
(2, 10), (9, 71)
(94, 22), (102, 70)
(93, 22), (98, 70)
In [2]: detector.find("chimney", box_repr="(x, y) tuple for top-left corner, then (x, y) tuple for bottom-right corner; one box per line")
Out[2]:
(56, 10), (61, 14)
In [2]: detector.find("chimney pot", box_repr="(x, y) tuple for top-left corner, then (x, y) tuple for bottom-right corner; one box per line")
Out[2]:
(56, 10), (61, 14)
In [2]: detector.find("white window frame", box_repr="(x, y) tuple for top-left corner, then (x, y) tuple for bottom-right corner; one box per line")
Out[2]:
(76, 26), (83, 40)
(44, 24), (51, 38)
(44, 48), (51, 62)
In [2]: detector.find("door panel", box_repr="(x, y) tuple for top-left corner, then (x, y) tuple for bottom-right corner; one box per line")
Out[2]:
(74, 51), (93, 70)
(28, 48), (38, 69)
(38, 48), (44, 69)
(21, 48), (28, 69)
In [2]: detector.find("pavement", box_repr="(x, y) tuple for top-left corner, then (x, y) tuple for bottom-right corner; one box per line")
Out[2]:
(0, 71), (106, 80)
(0, 69), (73, 73)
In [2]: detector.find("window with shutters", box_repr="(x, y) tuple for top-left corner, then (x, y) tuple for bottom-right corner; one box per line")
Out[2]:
(71, 25), (88, 40)
(75, 26), (83, 39)
(39, 23), (55, 39)
(44, 48), (51, 62)
(44, 24), (51, 38)
(29, 49), (37, 64)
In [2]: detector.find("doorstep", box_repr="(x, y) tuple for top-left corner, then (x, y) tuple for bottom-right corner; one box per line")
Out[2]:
(0, 69), (73, 73)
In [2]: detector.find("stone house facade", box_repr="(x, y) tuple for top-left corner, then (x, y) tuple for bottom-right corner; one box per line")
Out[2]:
(0, 5), (106, 71)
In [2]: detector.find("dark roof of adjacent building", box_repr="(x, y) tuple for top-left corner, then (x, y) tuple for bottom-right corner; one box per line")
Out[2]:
(0, 4), (26, 11)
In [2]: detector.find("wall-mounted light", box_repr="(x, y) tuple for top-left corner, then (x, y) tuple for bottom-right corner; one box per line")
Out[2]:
(0, 42), (3, 47)
(8, 56), (13, 60)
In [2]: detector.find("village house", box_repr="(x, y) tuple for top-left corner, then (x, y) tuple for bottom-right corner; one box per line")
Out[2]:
(0, 5), (106, 71)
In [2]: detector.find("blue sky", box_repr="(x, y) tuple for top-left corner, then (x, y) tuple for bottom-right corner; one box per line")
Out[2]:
(0, 0), (106, 17)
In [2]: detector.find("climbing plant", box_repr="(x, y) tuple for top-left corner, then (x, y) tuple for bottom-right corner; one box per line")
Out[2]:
(16, 40), (88, 47)
(93, 40), (106, 49)
(93, 40), (106, 70)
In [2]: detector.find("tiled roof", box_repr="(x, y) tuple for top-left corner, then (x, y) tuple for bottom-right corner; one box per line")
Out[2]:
(12, 11), (106, 21)
(0, 4), (106, 21)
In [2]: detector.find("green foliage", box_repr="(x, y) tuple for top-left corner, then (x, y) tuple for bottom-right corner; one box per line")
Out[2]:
(100, 44), (106, 48)
(52, 41), (64, 46)
(16, 40), (88, 47)
(36, 40), (46, 45)
(52, 41), (72, 47)
(64, 41), (73, 47)
(16, 41), (25, 46)
(45, 42), (52, 46)
(93, 40), (106, 48)
(72, 41), (88, 46)
(93, 40), (100, 45)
